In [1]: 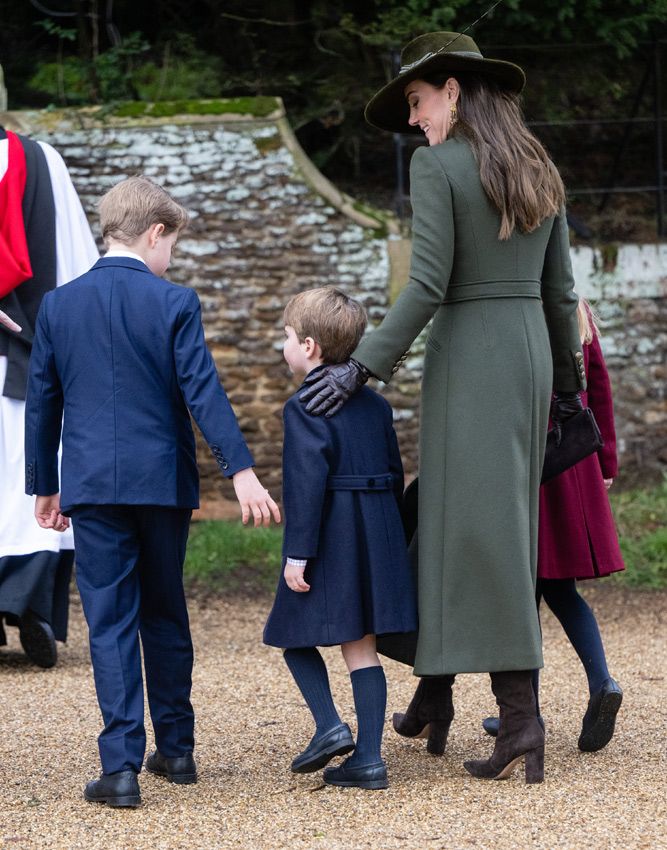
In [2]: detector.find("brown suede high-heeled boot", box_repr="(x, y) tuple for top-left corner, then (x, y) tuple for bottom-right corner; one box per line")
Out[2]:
(463, 670), (545, 783)
(392, 675), (455, 755)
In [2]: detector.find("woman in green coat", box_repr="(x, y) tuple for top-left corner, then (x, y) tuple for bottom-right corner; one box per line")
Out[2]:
(301, 31), (586, 784)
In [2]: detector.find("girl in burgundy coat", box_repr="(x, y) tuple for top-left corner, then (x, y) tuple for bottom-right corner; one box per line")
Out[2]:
(485, 300), (624, 751)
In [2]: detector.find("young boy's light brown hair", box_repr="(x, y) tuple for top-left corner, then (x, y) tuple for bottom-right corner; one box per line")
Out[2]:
(283, 286), (367, 364)
(98, 175), (189, 246)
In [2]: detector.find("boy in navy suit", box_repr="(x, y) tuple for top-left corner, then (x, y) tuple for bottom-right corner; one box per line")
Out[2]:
(263, 287), (416, 790)
(25, 176), (280, 807)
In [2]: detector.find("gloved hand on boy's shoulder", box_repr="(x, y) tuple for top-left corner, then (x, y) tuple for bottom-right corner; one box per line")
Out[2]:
(299, 359), (371, 417)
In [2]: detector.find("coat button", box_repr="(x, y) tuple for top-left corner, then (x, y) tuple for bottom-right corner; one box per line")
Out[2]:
(222, 461), (229, 470)
(367, 478), (375, 487)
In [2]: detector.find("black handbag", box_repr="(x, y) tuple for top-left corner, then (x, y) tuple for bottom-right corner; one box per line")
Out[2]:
(541, 407), (603, 484)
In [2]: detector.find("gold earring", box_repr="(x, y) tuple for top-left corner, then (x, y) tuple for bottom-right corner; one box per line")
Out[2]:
(450, 104), (458, 127)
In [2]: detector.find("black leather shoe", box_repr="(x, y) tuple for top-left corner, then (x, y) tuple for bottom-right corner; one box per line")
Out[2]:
(578, 678), (623, 752)
(19, 611), (57, 668)
(145, 750), (197, 784)
(84, 770), (141, 807)
(482, 715), (545, 737)
(291, 723), (355, 774)
(323, 758), (388, 790)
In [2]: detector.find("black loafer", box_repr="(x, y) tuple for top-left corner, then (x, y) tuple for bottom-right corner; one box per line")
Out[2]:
(291, 723), (355, 774)
(578, 678), (623, 752)
(84, 770), (141, 807)
(19, 611), (57, 668)
(323, 758), (388, 790)
(145, 750), (197, 784)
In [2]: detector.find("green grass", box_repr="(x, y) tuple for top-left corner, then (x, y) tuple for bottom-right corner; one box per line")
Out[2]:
(183, 478), (667, 595)
(609, 477), (667, 589)
(184, 520), (283, 595)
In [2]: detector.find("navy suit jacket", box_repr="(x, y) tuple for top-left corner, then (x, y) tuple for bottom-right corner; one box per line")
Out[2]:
(24, 256), (253, 512)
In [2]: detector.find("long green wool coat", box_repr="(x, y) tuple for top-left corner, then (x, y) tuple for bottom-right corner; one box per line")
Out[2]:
(353, 137), (585, 675)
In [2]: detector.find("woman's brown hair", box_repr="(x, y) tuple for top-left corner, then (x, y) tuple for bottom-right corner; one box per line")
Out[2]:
(424, 72), (565, 240)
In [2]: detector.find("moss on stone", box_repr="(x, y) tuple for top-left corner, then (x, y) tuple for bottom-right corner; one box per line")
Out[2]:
(111, 97), (280, 119)
(254, 134), (283, 154)
(600, 242), (620, 273)
(351, 200), (392, 238)
(110, 101), (149, 118)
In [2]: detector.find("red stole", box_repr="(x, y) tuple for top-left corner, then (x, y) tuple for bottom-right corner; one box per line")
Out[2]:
(0, 131), (33, 298)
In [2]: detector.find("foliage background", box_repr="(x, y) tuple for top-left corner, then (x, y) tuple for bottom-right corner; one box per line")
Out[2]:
(1, 1), (666, 239)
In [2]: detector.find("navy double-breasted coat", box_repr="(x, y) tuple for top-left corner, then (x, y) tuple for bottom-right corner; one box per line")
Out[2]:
(263, 378), (417, 649)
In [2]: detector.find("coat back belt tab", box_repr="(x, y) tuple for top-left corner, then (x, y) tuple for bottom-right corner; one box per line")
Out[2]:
(326, 474), (394, 491)
(443, 280), (542, 303)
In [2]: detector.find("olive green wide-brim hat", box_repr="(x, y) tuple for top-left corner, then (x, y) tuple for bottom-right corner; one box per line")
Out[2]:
(365, 31), (526, 134)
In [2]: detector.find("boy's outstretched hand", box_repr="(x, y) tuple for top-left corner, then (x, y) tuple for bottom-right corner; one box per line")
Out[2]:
(232, 468), (281, 527)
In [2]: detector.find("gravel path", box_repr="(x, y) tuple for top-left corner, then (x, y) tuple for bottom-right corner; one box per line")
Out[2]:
(1, 585), (665, 850)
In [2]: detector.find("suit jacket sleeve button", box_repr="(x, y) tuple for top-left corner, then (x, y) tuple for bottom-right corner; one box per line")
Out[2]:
(222, 461), (229, 470)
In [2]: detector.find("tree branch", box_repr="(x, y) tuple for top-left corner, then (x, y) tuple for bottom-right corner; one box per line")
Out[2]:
(219, 12), (309, 27)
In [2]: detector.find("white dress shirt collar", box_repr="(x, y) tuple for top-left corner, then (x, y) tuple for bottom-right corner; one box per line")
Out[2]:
(104, 249), (147, 266)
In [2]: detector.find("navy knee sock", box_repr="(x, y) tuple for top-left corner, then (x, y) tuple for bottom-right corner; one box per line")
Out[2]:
(539, 578), (610, 694)
(283, 648), (341, 735)
(346, 666), (387, 767)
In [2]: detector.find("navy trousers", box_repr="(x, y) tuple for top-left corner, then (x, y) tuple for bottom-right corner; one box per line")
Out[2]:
(71, 505), (194, 774)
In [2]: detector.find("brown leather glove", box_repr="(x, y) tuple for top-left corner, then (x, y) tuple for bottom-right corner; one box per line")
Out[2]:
(299, 359), (370, 417)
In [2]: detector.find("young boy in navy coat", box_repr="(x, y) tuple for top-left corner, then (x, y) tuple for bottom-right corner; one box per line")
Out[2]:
(263, 287), (416, 790)
(25, 176), (280, 807)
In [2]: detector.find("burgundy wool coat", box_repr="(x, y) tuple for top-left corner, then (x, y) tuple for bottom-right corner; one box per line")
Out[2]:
(538, 330), (625, 580)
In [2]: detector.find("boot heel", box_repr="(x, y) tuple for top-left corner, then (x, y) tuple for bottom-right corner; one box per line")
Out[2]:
(426, 719), (451, 756)
(524, 746), (544, 784)
(392, 712), (427, 739)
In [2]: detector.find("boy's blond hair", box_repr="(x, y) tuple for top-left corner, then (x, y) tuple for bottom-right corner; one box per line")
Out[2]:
(577, 297), (600, 345)
(98, 175), (189, 246)
(284, 287), (367, 364)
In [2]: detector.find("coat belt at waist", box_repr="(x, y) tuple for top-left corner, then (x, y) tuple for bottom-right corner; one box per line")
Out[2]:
(443, 280), (542, 303)
(326, 474), (394, 491)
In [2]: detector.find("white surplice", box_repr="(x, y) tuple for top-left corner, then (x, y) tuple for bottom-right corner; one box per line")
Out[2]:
(0, 140), (99, 556)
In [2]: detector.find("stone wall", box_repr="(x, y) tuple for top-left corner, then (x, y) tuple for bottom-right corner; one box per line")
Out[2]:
(1, 99), (664, 514)
(1, 99), (422, 515)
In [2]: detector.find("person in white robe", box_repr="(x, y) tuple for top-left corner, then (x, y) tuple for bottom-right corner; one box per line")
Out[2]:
(0, 130), (98, 667)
